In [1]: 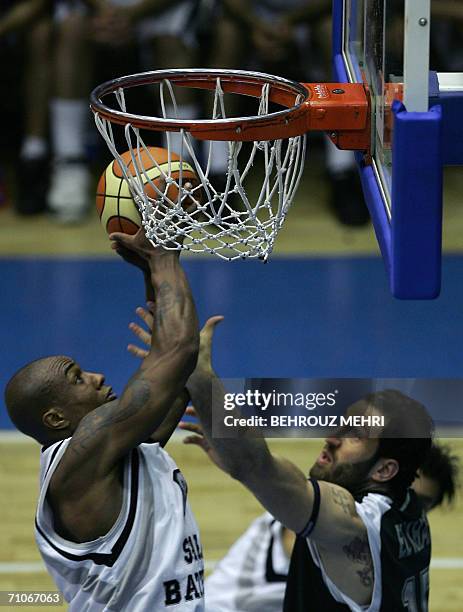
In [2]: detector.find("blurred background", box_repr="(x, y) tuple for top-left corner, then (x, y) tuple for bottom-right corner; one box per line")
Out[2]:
(0, 1), (462, 610)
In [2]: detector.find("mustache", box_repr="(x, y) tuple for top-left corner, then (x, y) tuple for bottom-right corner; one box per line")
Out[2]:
(310, 450), (380, 499)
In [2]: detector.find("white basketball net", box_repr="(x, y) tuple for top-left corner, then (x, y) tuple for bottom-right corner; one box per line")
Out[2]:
(94, 78), (306, 261)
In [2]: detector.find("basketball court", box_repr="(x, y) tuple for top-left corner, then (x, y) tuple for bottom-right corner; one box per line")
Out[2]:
(1, 0), (462, 610)
(1, 439), (462, 611)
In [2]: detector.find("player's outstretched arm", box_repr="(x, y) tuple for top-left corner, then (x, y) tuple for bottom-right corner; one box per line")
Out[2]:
(184, 319), (313, 533)
(188, 372), (316, 534)
(186, 323), (369, 547)
(126, 307), (224, 448)
(179, 407), (229, 473)
(52, 230), (199, 490)
(126, 304), (193, 447)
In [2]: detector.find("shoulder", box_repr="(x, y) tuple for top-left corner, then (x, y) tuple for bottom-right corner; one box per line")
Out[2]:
(39, 439), (72, 481)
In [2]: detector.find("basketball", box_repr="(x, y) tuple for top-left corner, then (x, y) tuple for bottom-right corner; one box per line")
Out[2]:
(96, 147), (199, 235)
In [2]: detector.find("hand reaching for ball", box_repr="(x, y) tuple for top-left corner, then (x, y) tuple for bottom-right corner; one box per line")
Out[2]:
(109, 227), (156, 265)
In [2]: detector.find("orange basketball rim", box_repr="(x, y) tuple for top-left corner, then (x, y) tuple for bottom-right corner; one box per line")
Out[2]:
(90, 69), (370, 155)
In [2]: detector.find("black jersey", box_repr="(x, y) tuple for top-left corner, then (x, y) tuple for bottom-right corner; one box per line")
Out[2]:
(284, 490), (431, 612)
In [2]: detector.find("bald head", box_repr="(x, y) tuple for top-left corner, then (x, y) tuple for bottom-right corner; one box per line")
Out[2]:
(5, 356), (110, 445)
(5, 356), (74, 444)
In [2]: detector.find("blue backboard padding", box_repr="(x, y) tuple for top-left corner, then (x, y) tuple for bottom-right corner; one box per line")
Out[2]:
(332, 0), (396, 291)
(354, 152), (392, 277)
(391, 102), (443, 299)
(333, 53), (348, 83)
(332, 0), (344, 67)
(332, 1), (444, 299)
(332, 0), (349, 82)
(1, 257), (463, 429)
(334, 0), (393, 291)
(332, 0), (363, 83)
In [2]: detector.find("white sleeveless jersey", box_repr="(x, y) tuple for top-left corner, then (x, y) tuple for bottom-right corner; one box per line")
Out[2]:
(35, 439), (204, 611)
(206, 513), (288, 612)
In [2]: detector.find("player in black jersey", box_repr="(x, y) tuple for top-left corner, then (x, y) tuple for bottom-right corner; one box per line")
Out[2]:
(186, 348), (434, 611)
(126, 307), (457, 612)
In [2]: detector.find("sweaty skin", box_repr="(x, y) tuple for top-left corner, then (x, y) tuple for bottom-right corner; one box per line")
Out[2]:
(185, 358), (388, 604)
(47, 230), (199, 543)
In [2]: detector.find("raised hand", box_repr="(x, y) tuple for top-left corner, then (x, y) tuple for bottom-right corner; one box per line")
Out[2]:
(128, 310), (224, 375)
(194, 316), (224, 378)
(111, 239), (150, 273)
(127, 304), (154, 359)
(109, 226), (159, 262)
(179, 407), (227, 471)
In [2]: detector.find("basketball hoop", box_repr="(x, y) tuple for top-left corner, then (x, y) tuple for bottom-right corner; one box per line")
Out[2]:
(90, 69), (369, 260)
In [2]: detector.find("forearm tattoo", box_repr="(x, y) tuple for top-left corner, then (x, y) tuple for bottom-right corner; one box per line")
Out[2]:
(342, 535), (373, 587)
(154, 280), (183, 327)
(69, 267), (193, 459)
(70, 375), (151, 456)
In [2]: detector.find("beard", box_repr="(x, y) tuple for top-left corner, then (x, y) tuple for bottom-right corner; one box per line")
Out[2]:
(309, 452), (380, 499)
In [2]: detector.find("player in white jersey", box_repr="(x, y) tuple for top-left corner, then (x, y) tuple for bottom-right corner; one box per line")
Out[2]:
(36, 436), (204, 610)
(204, 513), (289, 612)
(5, 228), (208, 611)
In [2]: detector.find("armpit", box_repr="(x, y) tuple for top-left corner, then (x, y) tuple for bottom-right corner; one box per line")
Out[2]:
(342, 534), (374, 588)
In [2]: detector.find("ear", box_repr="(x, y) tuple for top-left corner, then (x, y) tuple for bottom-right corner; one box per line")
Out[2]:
(42, 408), (70, 431)
(370, 458), (399, 483)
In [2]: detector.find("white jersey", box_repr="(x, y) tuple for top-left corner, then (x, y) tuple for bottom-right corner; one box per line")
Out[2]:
(306, 493), (392, 611)
(35, 439), (204, 611)
(206, 513), (289, 612)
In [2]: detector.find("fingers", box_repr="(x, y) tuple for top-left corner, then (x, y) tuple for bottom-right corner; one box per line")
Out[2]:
(182, 182), (198, 215)
(199, 316), (224, 355)
(109, 231), (133, 244)
(110, 227), (147, 250)
(135, 306), (154, 332)
(200, 315), (224, 337)
(127, 344), (149, 359)
(127, 304), (155, 357)
(184, 406), (198, 418)
(129, 322), (152, 347)
(178, 421), (204, 437)
(182, 435), (207, 449)
(146, 301), (155, 314)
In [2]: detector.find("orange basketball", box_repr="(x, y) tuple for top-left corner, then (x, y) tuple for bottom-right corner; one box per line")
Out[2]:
(96, 147), (199, 235)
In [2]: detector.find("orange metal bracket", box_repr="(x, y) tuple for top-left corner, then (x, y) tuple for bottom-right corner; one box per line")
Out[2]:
(301, 82), (371, 155)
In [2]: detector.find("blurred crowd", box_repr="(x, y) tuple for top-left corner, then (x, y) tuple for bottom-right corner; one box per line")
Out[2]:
(0, 0), (461, 227)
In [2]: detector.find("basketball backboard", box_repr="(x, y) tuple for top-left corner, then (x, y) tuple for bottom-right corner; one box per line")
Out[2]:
(91, 1), (462, 298)
(333, 0), (443, 299)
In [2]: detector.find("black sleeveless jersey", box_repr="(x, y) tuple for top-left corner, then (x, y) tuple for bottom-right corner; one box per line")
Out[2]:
(284, 490), (431, 612)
